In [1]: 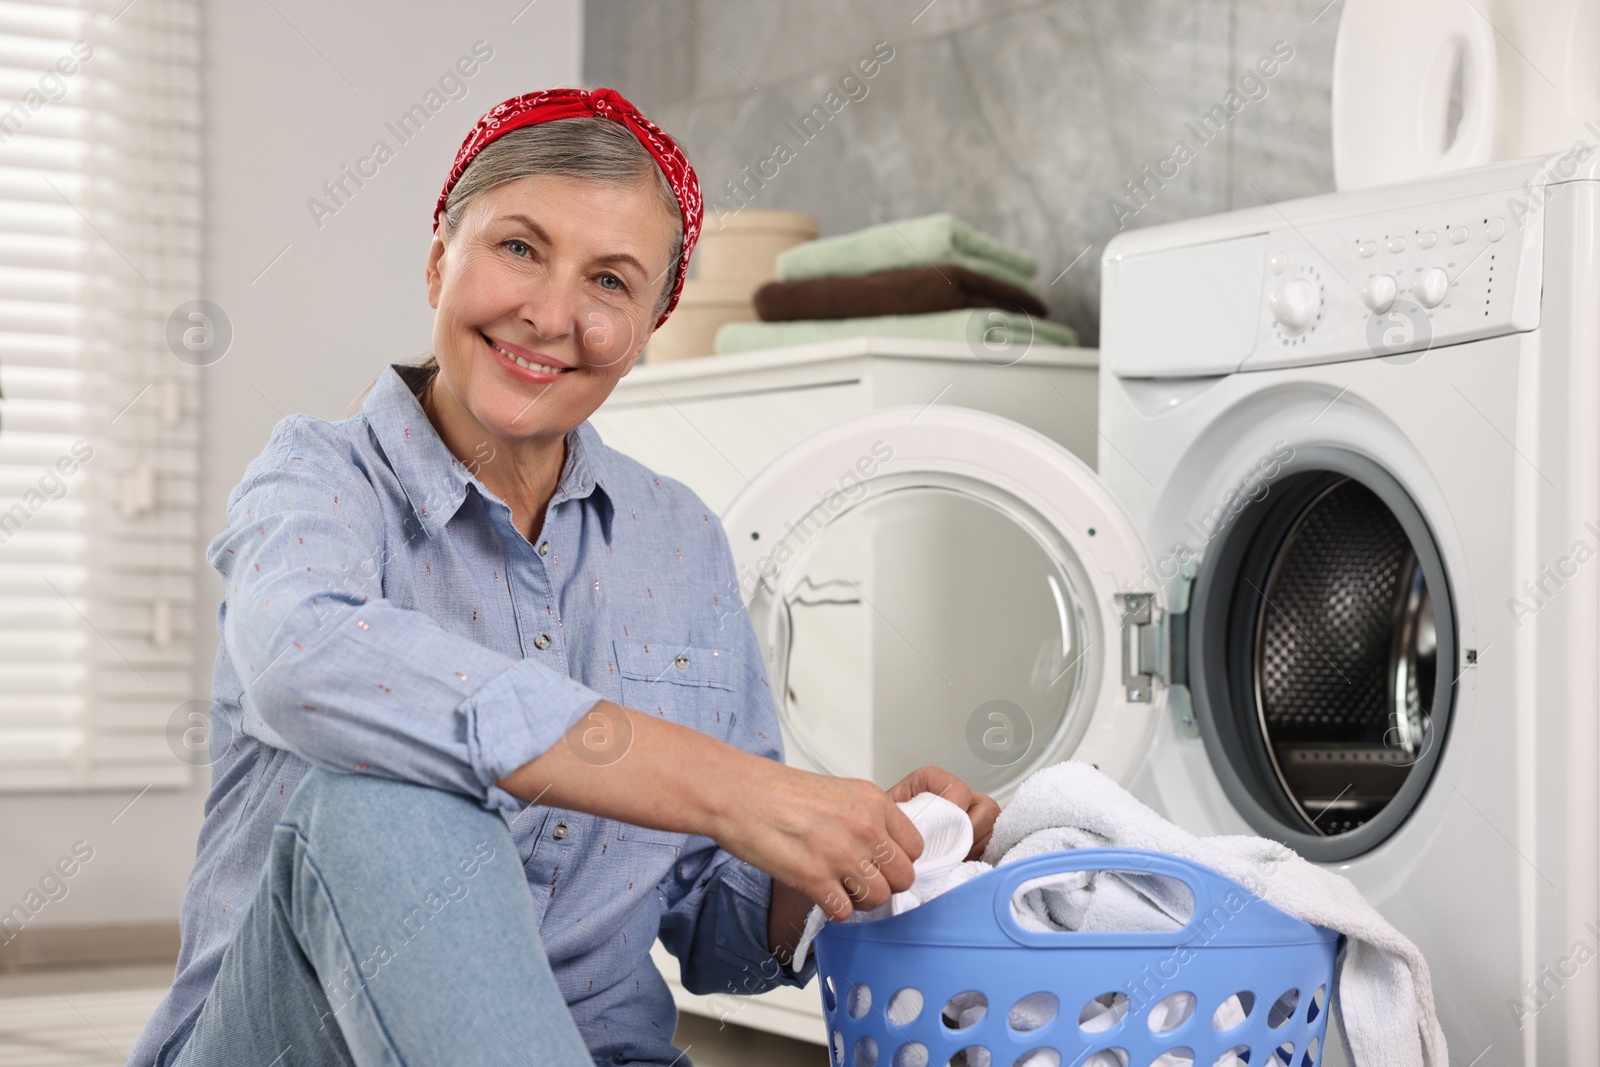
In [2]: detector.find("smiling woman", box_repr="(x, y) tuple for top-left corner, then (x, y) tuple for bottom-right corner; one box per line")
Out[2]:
(418, 116), (686, 540)
(131, 85), (1001, 1067)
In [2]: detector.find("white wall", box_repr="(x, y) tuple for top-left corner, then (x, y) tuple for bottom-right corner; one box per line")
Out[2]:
(0, 0), (583, 932)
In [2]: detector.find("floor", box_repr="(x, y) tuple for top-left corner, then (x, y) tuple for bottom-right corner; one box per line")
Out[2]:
(0, 963), (826, 1067)
(0, 965), (171, 1067)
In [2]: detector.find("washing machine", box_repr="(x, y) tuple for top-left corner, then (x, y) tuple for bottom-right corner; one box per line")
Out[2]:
(719, 149), (1600, 1063)
(588, 334), (1099, 515)
(588, 333), (1099, 1042)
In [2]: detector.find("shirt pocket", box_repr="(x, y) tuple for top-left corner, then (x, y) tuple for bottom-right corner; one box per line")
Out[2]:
(613, 821), (687, 852)
(613, 637), (733, 691)
(613, 637), (735, 728)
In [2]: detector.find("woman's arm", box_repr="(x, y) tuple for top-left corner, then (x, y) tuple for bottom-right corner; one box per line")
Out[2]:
(227, 418), (943, 938)
(495, 701), (925, 923)
(496, 714), (996, 965)
(217, 417), (607, 799)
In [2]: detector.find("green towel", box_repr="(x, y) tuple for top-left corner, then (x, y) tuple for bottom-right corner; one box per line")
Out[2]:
(713, 309), (1077, 355)
(776, 213), (1039, 292)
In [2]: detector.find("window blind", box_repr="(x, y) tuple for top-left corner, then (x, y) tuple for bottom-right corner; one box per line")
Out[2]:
(0, 0), (201, 790)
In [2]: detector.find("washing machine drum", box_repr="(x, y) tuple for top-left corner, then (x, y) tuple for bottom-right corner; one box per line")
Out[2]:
(1189, 450), (1457, 862)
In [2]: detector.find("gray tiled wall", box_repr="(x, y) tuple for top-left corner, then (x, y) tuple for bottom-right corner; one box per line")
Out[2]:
(584, 0), (1342, 345)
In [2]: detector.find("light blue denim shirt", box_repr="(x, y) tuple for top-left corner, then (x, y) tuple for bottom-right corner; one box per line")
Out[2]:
(132, 363), (816, 1067)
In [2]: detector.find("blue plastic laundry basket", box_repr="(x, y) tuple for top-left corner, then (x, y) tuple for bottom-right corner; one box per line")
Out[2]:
(812, 848), (1342, 1067)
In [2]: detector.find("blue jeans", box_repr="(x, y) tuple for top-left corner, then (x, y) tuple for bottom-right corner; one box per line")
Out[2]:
(169, 768), (596, 1066)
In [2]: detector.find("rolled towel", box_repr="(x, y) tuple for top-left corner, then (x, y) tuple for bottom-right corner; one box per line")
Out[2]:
(753, 264), (1048, 322)
(714, 309), (1077, 356)
(776, 212), (1038, 292)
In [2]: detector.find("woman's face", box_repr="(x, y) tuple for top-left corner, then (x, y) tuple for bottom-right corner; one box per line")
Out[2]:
(424, 172), (677, 444)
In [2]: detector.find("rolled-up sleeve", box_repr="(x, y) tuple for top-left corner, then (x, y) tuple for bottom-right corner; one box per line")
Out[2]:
(213, 415), (604, 802)
(654, 518), (817, 995)
(658, 839), (817, 996)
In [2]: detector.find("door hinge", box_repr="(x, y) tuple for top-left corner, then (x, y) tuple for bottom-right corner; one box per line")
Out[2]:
(1118, 560), (1197, 737)
(1119, 592), (1157, 703)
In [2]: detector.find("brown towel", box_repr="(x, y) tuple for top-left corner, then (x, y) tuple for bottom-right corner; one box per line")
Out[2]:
(753, 264), (1048, 322)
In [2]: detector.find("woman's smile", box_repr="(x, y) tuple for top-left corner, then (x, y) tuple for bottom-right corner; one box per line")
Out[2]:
(480, 329), (573, 383)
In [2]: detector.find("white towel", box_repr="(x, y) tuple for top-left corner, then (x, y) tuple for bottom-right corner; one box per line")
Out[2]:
(790, 792), (978, 972)
(1002, 825), (1193, 935)
(984, 761), (1447, 1067)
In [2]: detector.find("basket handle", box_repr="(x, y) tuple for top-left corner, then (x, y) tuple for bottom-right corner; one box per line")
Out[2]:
(990, 847), (1245, 948)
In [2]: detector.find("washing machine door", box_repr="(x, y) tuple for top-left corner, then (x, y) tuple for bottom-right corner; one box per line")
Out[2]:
(722, 405), (1164, 803)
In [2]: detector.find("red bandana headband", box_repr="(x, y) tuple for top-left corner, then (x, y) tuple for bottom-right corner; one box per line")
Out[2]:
(434, 87), (703, 330)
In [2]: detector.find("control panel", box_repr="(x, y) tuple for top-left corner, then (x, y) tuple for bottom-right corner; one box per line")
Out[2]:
(1242, 190), (1541, 371)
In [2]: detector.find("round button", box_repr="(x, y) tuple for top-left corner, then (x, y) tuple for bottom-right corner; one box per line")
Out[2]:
(674, 654), (689, 670)
(1418, 231), (1438, 249)
(1387, 236), (1406, 253)
(538, 541), (550, 556)
(552, 822), (568, 839)
(534, 633), (551, 650)
(1269, 253), (1288, 275)
(1448, 226), (1468, 245)
(1269, 278), (1319, 332)
(1356, 241), (1377, 258)
(1362, 274), (1398, 314)
(1486, 217), (1506, 242)
(1415, 267), (1450, 308)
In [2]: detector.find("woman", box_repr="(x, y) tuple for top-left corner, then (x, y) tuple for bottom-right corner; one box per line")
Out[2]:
(131, 87), (999, 1067)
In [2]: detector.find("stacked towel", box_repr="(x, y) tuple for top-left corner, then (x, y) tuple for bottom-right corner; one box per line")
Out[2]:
(793, 762), (1447, 1067)
(715, 309), (1076, 355)
(775, 213), (1039, 292)
(753, 264), (1048, 322)
(715, 213), (1074, 355)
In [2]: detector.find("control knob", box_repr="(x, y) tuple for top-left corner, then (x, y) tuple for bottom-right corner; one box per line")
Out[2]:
(1362, 274), (1397, 314)
(1269, 278), (1319, 333)
(1414, 267), (1449, 308)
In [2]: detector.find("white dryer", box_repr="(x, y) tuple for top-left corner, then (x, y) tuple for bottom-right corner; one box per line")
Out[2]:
(721, 149), (1600, 1063)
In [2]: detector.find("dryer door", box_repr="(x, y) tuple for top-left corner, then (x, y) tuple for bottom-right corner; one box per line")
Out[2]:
(722, 405), (1163, 802)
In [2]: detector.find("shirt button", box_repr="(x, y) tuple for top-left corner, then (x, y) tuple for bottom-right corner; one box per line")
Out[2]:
(538, 541), (550, 556)
(674, 654), (689, 669)
(552, 822), (568, 840)
(534, 634), (551, 650)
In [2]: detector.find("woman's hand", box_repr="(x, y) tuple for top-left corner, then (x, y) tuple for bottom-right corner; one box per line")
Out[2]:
(722, 759), (923, 969)
(886, 765), (1001, 861)
(749, 763), (1000, 966)
(710, 757), (925, 924)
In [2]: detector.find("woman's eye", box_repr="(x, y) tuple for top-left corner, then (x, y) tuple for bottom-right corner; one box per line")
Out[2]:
(598, 273), (627, 292)
(504, 239), (531, 257)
